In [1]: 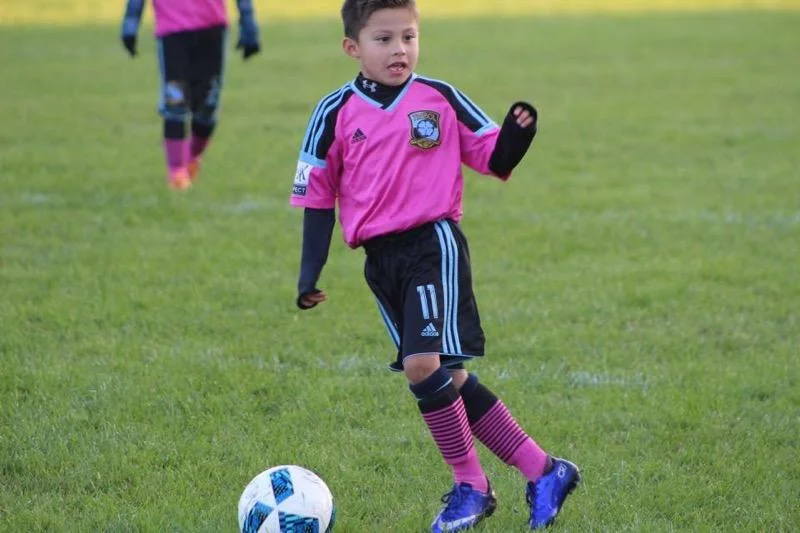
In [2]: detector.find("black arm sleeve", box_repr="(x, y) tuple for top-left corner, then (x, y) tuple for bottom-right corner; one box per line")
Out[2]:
(488, 101), (538, 177)
(296, 207), (335, 309)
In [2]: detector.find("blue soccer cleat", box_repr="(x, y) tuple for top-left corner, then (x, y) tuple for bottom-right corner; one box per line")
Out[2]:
(431, 481), (497, 533)
(526, 457), (581, 529)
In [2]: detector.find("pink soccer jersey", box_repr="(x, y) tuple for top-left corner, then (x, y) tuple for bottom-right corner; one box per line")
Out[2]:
(152, 0), (228, 36)
(290, 74), (507, 248)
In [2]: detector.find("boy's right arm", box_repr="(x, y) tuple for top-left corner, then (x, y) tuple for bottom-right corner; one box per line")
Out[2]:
(235, 0), (261, 60)
(290, 92), (345, 310)
(120, 0), (146, 57)
(297, 208), (335, 309)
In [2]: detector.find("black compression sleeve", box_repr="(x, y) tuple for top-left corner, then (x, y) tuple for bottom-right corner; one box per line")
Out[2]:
(297, 208), (335, 309)
(488, 101), (538, 177)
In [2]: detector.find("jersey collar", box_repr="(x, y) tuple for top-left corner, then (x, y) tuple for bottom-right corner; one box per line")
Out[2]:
(351, 72), (416, 111)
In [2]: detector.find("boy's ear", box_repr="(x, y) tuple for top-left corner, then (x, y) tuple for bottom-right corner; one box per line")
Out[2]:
(342, 37), (360, 58)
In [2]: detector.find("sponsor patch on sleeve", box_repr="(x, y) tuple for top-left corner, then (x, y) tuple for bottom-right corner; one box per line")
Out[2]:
(292, 160), (312, 196)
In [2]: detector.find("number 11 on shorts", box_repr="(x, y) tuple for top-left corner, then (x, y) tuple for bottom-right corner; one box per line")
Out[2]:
(416, 284), (439, 320)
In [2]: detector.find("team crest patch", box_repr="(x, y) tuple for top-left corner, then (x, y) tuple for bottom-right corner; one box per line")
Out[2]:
(409, 110), (441, 149)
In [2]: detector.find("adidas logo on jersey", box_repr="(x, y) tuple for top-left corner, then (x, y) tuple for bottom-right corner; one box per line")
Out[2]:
(421, 323), (439, 337)
(351, 128), (367, 143)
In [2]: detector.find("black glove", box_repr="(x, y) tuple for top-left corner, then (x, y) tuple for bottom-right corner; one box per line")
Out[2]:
(236, 39), (260, 60)
(122, 35), (137, 57)
(236, 15), (260, 60)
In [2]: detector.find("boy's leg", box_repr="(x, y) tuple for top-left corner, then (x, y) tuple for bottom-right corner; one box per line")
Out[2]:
(157, 33), (191, 188)
(406, 356), (487, 492)
(448, 362), (581, 528)
(364, 224), (495, 532)
(440, 218), (580, 528)
(187, 25), (226, 179)
(453, 370), (550, 482)
(405, 356), (496, 533)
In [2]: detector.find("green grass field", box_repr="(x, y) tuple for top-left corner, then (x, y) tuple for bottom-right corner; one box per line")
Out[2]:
(1, 1), (799, 531)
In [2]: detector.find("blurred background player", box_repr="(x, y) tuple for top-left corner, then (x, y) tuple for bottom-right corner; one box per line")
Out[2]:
(120, 0), (261, 190)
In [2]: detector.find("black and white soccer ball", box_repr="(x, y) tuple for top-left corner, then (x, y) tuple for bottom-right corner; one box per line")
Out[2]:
(238, 465), (336, 533)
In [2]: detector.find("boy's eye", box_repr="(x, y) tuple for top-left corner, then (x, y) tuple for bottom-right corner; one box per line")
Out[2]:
(376, 36), (390, 42)
(404, 35), (416, 41)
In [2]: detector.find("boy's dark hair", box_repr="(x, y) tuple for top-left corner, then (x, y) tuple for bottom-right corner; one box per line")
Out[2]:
(341, 0), (417, 40)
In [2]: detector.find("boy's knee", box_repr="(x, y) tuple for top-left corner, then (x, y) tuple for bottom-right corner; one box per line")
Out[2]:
(192, 77), (222, 125)
(403, 353), (441, 384)
(192, 104), (219, 127)
(446, 368), (470, 390)
(160, 81), (189, 121)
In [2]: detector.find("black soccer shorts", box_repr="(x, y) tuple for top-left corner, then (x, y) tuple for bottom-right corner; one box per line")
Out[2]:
(363, 219), (486, 372)
(156, 25), (226, 119)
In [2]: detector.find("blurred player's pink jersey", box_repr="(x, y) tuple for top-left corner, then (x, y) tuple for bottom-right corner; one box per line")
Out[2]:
(153, 0), (227, 36)
(290, 74), (505, 248)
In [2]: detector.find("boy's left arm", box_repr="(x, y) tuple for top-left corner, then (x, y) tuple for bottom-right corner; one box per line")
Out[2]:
(235, 0), (261, 60)
(446, 83), (537, 179)
(120, 0), (146, 57)
(487, 102), (538, 178)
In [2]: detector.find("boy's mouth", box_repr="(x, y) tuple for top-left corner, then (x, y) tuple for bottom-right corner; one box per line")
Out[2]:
(388, 61), (408, 74)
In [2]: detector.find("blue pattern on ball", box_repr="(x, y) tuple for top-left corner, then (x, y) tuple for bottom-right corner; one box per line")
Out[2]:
(278, 511), (320, 533)
(243, 502), (274, 533)
(270, 468), (295, 505)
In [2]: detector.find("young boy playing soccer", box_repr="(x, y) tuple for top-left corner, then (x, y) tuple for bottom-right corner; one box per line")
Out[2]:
(120, 0), (261, 190)
(291, 1), (580, 530)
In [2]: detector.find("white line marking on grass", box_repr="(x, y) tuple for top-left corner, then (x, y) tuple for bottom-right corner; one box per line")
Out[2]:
(568, 371), (650, 392)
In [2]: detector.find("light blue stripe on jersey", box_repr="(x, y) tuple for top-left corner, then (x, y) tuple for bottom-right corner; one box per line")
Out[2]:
(310, 90), (349, 158)
(301, 87), (343, 153)
(475, 122), (497, 137)
(376, 299), (400, 348)
(299, 151), (327, 169)
(434, 221), (462, 354)
(301, 85), (349, 157)
(417, 75), (493, 129)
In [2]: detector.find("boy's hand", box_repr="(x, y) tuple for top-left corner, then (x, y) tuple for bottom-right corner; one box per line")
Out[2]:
(513, 104), (536, 129)
(121, 35), (137, 57)
(236, 17), (261, 60)
(236, 39), (260, 60)
(297, 289), (327, 310)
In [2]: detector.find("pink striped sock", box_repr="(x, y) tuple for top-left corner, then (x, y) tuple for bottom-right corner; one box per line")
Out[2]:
(472, 401), (549, 482)
(163, 139), (188, 173)
(422, 397), (488, 492)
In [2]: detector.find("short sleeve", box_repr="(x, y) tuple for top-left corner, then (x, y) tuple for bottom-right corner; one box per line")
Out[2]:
(289, 86), (352, 208)
(415, 77), (502, 177)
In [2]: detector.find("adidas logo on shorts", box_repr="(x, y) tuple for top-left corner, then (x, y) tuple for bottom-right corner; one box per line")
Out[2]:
(421, 323), (439, 337)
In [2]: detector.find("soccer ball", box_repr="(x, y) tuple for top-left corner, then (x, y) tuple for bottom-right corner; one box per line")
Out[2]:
(238, 465), (336, 533)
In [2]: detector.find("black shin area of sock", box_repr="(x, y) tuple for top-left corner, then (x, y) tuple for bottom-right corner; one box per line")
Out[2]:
(458, 373), (499, 425)
(191, 121), (214, 139)
(410, 368), (459, 414)
(164, 119), (185, 139)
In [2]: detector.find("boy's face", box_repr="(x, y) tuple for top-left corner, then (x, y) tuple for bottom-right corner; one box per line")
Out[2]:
(343, 7), (419, 86)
